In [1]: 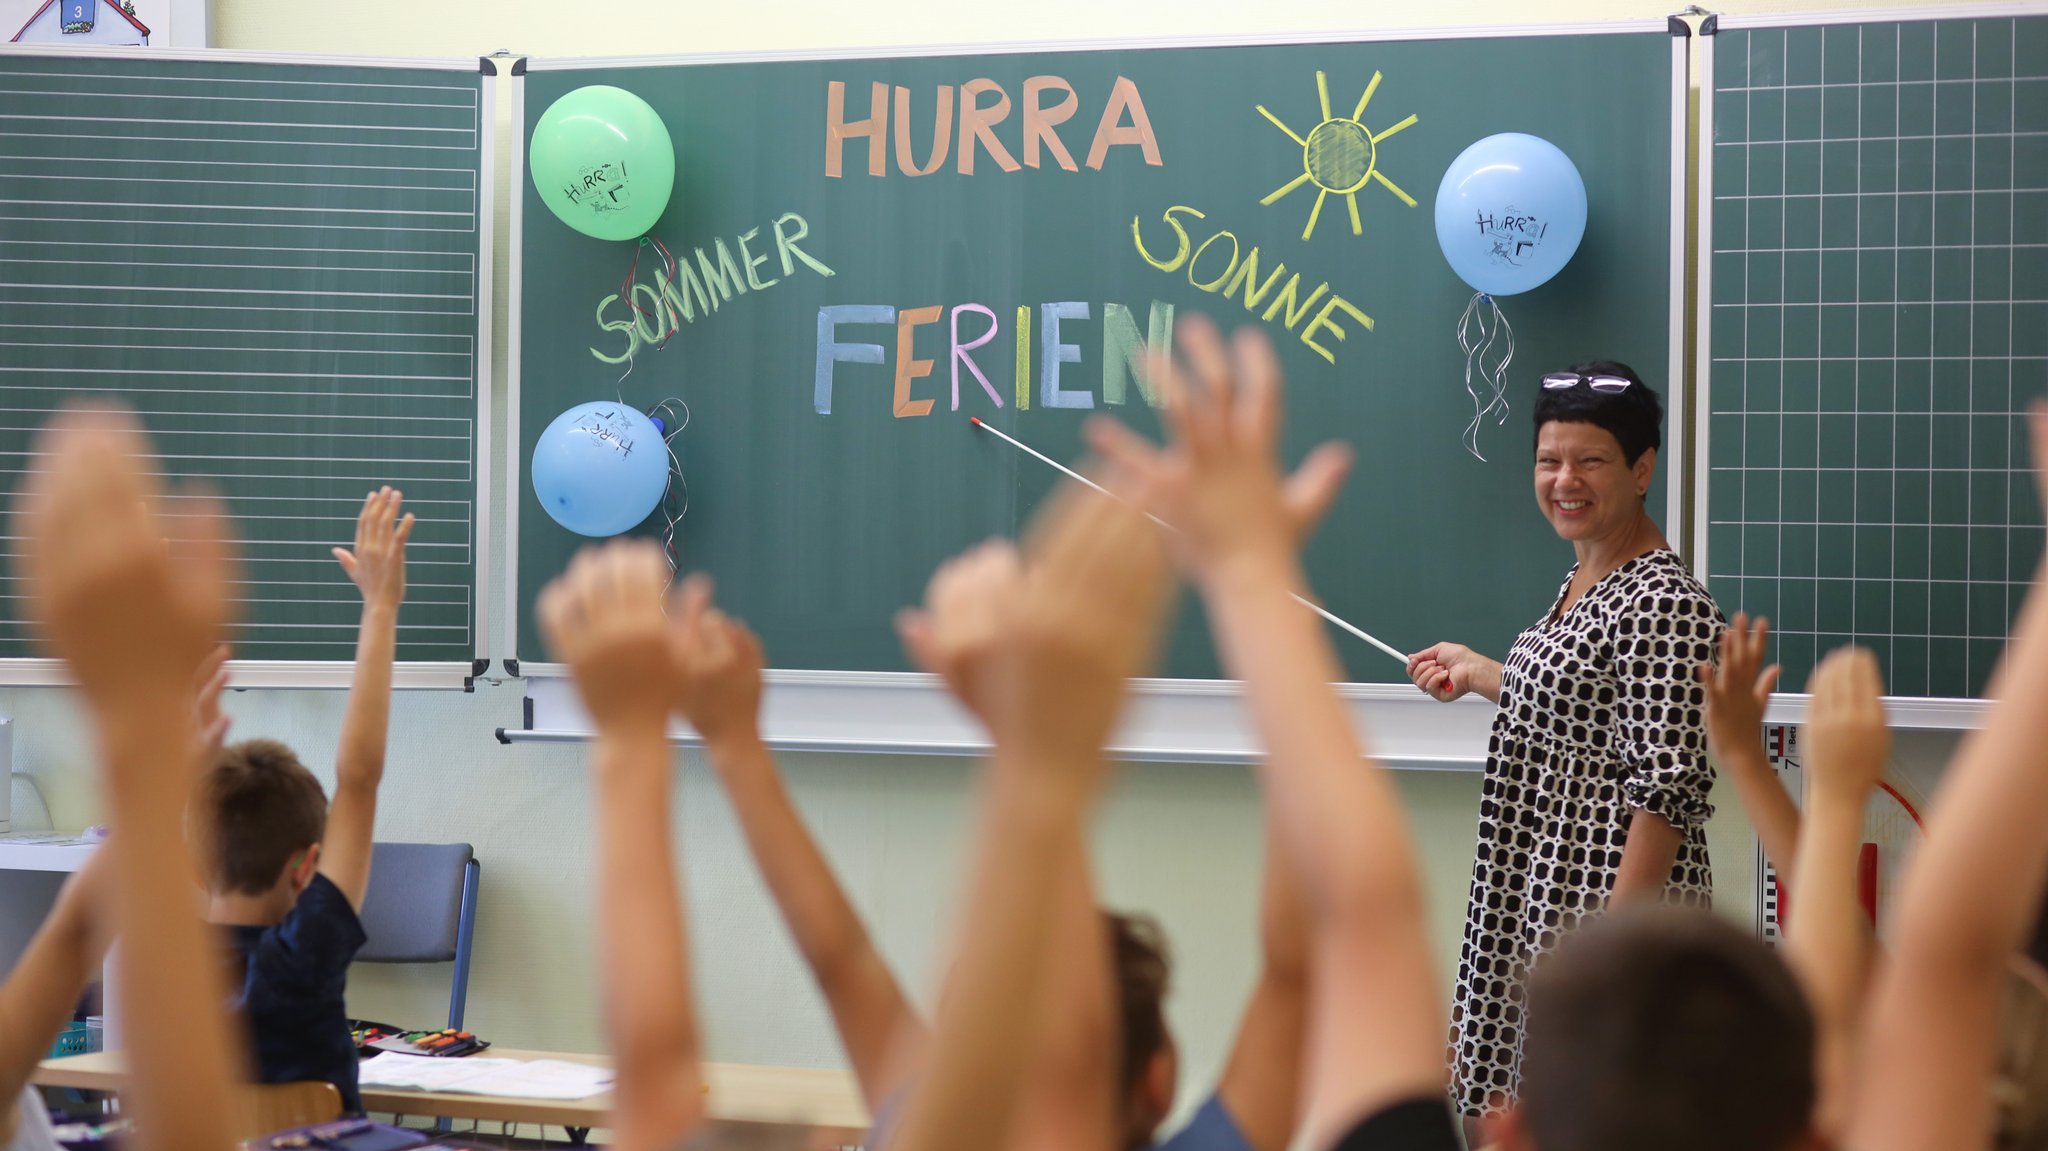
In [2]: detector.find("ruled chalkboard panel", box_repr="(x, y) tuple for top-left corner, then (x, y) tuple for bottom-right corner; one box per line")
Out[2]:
(0, 48), (488, 667)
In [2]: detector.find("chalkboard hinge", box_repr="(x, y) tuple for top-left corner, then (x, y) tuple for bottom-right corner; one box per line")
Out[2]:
(1668, 14), (1692, 36)
(503, 658), (522, 678)
(511, 57), (528, 76)
(463, 657), (489, 693)
(1700, 12), (1719, 36)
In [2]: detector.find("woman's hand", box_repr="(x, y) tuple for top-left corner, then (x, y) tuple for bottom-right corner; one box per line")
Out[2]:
(1406, 642), (1500, 704)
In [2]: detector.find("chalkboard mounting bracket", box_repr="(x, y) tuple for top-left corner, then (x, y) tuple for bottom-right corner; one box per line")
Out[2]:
(502, 658), (522, 678)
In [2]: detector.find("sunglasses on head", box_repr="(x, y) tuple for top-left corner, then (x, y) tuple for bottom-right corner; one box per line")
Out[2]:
(1542, 371), (1634, 393)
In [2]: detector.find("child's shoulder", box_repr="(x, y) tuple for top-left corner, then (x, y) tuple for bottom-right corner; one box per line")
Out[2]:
(241, 875), (368, 977)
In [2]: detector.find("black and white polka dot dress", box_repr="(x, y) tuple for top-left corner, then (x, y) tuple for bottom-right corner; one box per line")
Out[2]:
(1449, 548), (1723, 1117)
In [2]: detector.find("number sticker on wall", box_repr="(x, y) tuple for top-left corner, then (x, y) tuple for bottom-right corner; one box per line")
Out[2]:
(61, 0), (97, 34)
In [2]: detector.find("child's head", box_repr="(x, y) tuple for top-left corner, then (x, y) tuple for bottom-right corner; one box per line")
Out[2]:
(1510, 904), (1817, 1151)
(197, 739), (328, 899)
(1105, 910), (1177, 1150)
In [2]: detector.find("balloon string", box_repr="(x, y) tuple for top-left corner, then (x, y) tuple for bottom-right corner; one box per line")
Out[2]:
(1455, 293), (1516, 461)
(646, 397), (692, 579)
(613, 236), (686, 389)
(1483, 295), (1515, 428)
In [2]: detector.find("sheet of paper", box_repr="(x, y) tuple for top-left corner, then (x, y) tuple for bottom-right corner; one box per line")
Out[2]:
(357, 1054), (613, 1100)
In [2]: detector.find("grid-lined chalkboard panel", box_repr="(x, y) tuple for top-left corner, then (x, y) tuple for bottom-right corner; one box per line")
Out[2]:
(1704, 14), (2048, 699)
(0, 50), (486, 664)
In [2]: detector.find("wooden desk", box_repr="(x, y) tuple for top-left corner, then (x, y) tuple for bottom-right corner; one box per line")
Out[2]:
(36, 1049), (869, 1141)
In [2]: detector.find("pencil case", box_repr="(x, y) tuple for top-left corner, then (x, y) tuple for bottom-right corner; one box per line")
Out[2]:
(251, 1118), (426, 1151)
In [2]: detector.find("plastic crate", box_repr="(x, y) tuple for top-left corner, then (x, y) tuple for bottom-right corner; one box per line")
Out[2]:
(47, 1020), (97, 1059)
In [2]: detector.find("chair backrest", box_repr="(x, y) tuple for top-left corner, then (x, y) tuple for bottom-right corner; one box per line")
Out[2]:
(356, 842), (480, 1029)
(240, 1080), (342, 1140)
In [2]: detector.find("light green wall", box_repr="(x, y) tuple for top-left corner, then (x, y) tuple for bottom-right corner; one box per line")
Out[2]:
(6, 0), (1986, 1119)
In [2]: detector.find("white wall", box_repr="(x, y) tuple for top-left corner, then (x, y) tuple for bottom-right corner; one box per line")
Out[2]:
(3, 0), (1993, 1123)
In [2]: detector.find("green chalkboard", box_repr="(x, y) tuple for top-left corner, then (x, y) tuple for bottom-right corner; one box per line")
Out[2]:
(515, 26), (1681, 681)
(1702, 12), (2048, 699)
(0, 48), (487, 669)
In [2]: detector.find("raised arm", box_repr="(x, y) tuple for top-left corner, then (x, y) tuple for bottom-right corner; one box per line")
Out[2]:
(320, 488), (413, 909)
(0, 853), (107, 1143)
(900, 547), (1126, 1149)
(538, 543), (702, 1151)
(669, 577), (926, 1112)
(887, 478), (1172, 1151)
(1848, 403), (2048, 1151)
(1788, 646), (1888, 1141)
(1091, 316), (1444, 1150)
(1210, 801), (1310, 1151)
(1700, 614), (1801, 881)
(19, 408), (244, 1151)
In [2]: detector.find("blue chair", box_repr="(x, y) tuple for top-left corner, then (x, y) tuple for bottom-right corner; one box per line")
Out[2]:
(355, 843), (480, 1031)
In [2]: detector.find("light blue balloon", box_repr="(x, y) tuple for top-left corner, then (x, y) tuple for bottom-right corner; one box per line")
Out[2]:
(1433, 133), (1588, 297)
(531, 402), (670, 537)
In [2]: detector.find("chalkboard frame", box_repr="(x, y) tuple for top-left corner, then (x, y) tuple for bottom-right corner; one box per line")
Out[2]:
(0, 43), (497, 690)
(502, 20), (1691, 761)
(1691, 3), (2047, 727)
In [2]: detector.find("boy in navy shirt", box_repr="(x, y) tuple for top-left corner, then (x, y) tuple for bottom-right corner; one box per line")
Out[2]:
(196, 488), (412, 1114)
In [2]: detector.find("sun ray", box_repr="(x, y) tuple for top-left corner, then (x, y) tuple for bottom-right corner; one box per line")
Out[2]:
(1303, 188), (1328, 242)
(1371, 113), (1418, 144)
(1352, 71), (1382, 121)
(1256, 104), (1308, 146)
(1372, 169), (1419, 207)
(1262, 170), (1314, 205)
(1260, 71), (1418, 241)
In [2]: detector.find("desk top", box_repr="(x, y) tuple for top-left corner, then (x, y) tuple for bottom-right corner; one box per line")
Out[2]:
(36, 1049), (869, 1136)
(0, 835), (94, 872)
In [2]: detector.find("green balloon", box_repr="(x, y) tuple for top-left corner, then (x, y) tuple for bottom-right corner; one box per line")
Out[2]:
(530, 85), (676, 242)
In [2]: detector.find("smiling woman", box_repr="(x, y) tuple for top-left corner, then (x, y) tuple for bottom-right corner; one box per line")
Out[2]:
(1404, 363), (1726, 1132)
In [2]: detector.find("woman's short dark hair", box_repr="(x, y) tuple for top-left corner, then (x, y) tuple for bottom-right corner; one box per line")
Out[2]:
(1531, 360), (1664, 466)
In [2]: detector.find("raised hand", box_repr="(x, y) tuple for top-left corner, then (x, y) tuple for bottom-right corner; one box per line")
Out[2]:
(537, 541), (683, 736)
(1087, 315), (1348, 583)
(1701, 612), (1781, 763)
(668, 574), (767, 750)
(1805, 646), (1890, 803)
(976, 478), (1172, 766)
(191, 642), (232, 765)
(896, 539), (1023, 729)
(332, 487), (413, 611)
(17, 407), (232, 724)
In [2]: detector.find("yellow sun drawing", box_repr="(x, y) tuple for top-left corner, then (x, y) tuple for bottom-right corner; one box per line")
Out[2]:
(1257, 71), (1419, 241)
